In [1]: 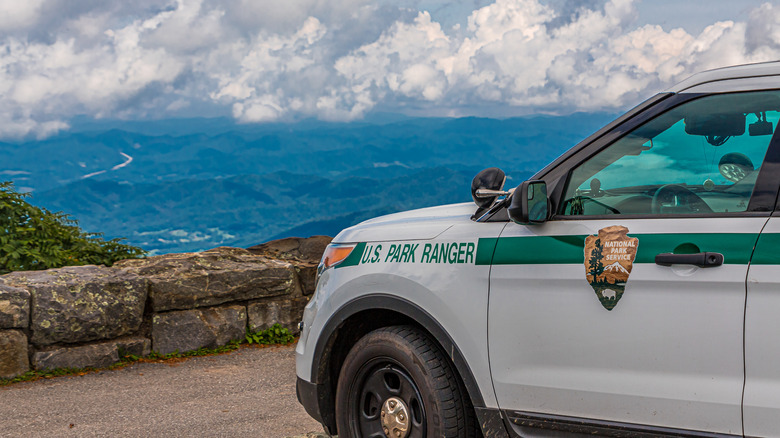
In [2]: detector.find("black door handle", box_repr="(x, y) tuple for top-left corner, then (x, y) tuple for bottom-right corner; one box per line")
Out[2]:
(655, 252), (724, 267)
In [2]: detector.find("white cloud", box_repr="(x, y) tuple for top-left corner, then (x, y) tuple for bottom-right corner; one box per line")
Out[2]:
(0, 0), (46, 31)
(0, 0), (779, 137)
(333, 11), (453, 112)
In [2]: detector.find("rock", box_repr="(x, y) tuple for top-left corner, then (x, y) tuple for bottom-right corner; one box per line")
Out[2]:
(294, 264), (319, 297)
(32, 340), (119, 371)
(0, 283), (30, 329)
(0, 266), (148, 346)
(31, 337), (151, 371)
(248, 236), (332, 261)
(116, 247), (299, 312)
(116, 336), (152, 358)
(152, 305), (247, 355)
(0, 330), (29, 379)
(248, 297), (308, 334)
(247, 236), (332, 296)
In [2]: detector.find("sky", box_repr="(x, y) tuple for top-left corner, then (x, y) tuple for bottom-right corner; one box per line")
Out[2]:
(0, 0), (779, 139)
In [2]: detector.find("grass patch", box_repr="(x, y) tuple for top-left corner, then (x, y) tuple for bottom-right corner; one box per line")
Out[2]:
(0, 324), (296, 387)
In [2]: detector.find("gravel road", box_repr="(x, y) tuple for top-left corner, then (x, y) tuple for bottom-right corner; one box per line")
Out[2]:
(0, 344), (328, 438)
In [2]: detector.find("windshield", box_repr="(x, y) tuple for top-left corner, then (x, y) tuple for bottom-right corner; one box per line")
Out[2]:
(561, 90), (780, 216)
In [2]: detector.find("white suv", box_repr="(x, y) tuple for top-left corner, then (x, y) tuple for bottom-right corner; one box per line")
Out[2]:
(296, 61), (780, 438)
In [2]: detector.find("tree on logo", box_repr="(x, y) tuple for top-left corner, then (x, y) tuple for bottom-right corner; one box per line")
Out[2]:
(588, 238), (604, 281)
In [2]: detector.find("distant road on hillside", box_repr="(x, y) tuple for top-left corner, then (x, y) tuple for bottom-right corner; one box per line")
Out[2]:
(81, 151), (134, 179)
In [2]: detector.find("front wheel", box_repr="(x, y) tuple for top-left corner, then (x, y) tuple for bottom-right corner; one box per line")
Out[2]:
(335, 326), (477, 438)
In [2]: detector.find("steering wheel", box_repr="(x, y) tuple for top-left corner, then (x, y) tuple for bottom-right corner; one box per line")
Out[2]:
(651, 184), (713, 214)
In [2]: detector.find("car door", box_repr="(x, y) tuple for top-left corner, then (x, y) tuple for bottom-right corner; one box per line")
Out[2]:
(744, 207), (780, 437)
(488, 90), (780, 436)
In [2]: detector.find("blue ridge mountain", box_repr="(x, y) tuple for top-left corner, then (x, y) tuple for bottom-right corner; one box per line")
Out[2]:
(3, 113), (616, 253)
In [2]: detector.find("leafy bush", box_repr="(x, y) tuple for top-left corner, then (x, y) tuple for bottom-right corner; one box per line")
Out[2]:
(245, 323), (295, 345)
(0, 181), (145, 274)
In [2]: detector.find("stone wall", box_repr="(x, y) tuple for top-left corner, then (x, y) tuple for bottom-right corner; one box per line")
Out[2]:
(0, 236), (331, 379)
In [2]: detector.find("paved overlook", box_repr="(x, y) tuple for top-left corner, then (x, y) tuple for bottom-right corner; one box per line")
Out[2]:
(0, 344), (328, 437)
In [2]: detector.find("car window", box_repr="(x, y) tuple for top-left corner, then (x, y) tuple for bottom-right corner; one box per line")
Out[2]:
(560, 91), (780, 216)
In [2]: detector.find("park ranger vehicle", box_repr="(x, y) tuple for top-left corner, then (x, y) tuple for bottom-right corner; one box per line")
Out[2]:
(295, 61), (780, 437)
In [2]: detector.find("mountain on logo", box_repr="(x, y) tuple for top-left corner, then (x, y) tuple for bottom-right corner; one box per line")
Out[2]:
(583, 225), (639, 311)
(604, 261), (629, 274)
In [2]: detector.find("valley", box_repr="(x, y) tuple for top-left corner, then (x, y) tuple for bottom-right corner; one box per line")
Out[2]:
(2, 113), (616, 253)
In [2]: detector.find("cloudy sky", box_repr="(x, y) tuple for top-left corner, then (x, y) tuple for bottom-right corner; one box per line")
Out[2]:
(1, 0), (779, 138)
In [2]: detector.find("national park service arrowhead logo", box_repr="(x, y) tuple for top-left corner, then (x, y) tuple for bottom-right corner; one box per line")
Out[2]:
(584, 226), (638, 311)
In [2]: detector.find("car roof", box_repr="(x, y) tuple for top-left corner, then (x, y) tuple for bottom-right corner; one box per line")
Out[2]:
(667, 61), (780, 93)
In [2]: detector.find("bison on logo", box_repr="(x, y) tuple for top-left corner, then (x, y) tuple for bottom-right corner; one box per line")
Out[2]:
(583, 225), (638, 310)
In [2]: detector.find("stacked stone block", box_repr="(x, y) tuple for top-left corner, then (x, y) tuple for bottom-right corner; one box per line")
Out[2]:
(0, 237), (327, 379)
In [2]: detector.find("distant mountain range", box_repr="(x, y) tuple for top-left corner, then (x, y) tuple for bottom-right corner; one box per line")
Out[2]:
(1, 113), (616, 254)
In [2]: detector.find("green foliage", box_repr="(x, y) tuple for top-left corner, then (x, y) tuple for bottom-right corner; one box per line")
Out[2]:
(146, 341), (243, 360)
(245, 323), (295, 345)
(0, 366), (102, 386)
(0, 181), (145, 274)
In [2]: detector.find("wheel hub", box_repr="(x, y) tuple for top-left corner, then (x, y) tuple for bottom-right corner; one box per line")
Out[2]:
(380, 396), (410, 438)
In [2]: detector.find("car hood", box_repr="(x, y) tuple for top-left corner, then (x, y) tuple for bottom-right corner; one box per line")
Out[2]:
(333, 202), (476, 243)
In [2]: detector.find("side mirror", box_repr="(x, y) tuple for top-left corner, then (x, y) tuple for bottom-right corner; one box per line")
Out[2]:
(471, 167), (506, 209)
(508, 180), (548, 225)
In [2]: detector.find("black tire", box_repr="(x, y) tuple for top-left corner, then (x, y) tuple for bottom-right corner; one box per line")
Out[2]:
(335, 325), (478, 438)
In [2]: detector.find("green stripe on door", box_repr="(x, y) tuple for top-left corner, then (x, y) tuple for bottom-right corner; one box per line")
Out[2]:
(479, 233), (759, 265)
(337, 233), (762, 268)
(475, 238), (499, 265)
(749, 233), (780, 265)
(479, 235), (586, 265)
